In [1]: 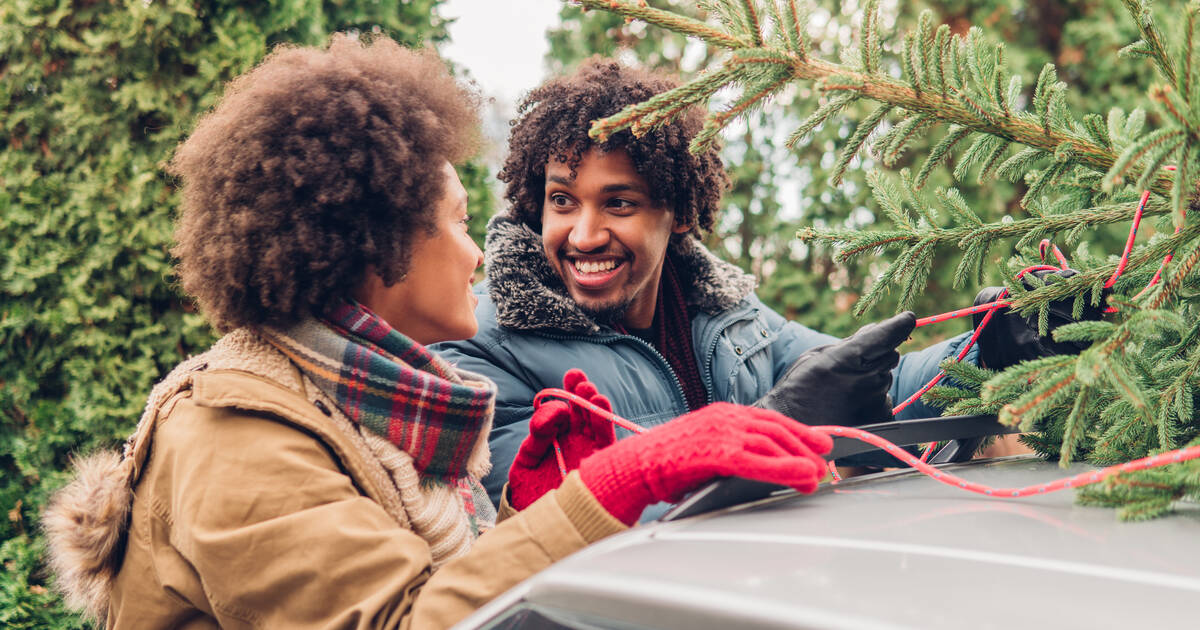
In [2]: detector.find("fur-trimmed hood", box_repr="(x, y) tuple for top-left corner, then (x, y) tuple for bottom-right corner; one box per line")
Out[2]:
(484, 214), (757, 334)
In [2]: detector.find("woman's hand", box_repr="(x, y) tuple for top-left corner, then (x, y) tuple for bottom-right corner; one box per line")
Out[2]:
(579, 403), (833, 525)
(508, 369), (615, 510)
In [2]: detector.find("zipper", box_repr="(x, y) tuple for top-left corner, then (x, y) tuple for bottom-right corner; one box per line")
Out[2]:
(535, 329), (693, 415)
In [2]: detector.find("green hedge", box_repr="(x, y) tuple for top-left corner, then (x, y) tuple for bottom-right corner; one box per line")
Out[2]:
(0, 1), (470, 626)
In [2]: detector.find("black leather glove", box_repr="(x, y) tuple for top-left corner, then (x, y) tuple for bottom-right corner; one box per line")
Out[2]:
(973, 268), (1106, 370)
(756, 312), (917, 426)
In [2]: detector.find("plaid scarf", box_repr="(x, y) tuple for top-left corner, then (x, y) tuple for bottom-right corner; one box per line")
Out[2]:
(656, 256), (708, 411)
(261, 300), (495, 484)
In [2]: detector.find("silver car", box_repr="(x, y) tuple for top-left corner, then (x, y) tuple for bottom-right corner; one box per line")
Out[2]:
(456, 416), (1200, 629)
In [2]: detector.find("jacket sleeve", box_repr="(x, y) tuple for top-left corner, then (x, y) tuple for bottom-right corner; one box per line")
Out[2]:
(434, 335), (537, 507)
(890, 331), (980, 420)
(156, 401), (623, 630)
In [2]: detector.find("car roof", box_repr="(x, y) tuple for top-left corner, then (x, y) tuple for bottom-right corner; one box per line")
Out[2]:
(459, 455), (1200, 629)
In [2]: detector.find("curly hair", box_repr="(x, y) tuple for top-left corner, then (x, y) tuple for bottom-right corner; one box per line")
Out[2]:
(170, 34), (480, 332)
(498, 56), (728, 236)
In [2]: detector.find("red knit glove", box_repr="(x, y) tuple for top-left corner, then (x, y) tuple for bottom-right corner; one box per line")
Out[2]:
(508, 369), (616, 510)
(578, 403), (832, 525)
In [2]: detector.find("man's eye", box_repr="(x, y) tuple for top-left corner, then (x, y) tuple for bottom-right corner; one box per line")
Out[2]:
(549, 194), (572, 206)
(609, 198), (636, 210)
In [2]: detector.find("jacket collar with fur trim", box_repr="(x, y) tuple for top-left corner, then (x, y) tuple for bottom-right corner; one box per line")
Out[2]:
(484, 214), (757, 334)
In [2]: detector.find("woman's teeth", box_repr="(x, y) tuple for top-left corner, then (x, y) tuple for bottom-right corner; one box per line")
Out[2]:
(574, 260), (617, 273)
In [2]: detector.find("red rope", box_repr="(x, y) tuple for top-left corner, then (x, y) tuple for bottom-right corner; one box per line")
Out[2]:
(1103, 165), (1180, 308)
(534, 388), (1200, 497)
(1039, 239), (1070, 269)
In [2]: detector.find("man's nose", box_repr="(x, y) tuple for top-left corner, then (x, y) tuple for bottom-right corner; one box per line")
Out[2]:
(567, 207), (610, 252)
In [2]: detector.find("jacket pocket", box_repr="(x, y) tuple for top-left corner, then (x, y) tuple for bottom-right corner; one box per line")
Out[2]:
(714, 313), (776, 404)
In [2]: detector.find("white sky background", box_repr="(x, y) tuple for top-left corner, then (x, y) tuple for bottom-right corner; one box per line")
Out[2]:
(439, 0), (564, 165)
(440, 0), (563, 104)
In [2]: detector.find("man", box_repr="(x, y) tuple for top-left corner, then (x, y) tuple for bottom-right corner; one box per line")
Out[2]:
(432, 58), (993, 511)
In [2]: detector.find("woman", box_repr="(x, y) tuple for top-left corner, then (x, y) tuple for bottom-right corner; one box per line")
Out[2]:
(43, 35), (830, 629)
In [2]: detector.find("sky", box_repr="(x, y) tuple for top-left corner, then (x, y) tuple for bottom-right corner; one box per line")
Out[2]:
(440, 0), (562, 105)
(439, 0), (564, 162)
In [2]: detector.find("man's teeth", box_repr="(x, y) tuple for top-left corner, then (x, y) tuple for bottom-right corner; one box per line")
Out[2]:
(574, 260), (617, 274)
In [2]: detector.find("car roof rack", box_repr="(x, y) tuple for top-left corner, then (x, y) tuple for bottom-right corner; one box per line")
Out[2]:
(661, 414), (1015, 521)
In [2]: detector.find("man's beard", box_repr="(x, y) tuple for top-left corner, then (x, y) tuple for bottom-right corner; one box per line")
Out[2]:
(579, 296), (635, 326)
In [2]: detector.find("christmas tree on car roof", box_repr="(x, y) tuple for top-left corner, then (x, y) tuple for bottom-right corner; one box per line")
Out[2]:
(576, 0), (1200, 520)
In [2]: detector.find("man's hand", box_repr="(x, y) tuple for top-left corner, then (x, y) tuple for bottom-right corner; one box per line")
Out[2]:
(509, 369), (615, 511)
(755, 312), (916, 426)
(973, 269), (1106, 370)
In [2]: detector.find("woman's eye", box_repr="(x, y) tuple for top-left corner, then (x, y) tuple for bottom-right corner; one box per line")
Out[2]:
(549, 194), (571, 207)
(609, 198), (636, 210)
(459, 215), (472, 229)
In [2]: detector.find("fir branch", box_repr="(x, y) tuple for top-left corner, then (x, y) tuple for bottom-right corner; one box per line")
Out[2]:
(831, 103), (893, 185)
(1103, 127), (1184, 191)
(1033, 63), (1057, 135)
(1021, 159), (1071, 209)
(993, 46), (1010, 117)
(915, 124), (971, 188)
(1101, 352), (1157, 428)
(1082, 113), (1112, 149)
(1121, 0), (1177, 85)
(935, 24), (952, 96)
(854, 235), (937, 314)
(1150, 84), (1192, 132)
(577, 0), (750, 49)
(935, 186), (984, 226)
(784, 0), (808, 59)
(583, 0), (1176, 194)
(995, 147), (1048, 182)
(786, 92), (857, 148)
(1148, 238), (1200, 309)
(880, 114), (934, 166)
(954, 134), (1004, 181)
(591, 65), (742, 141)
(690, 67), (793, 152)
(860, 0), (881, 73)
(740, 0), (764, 46)
(1171, 149), (1192, 227)
(976, 137), (1011, 183)
(1060, 386), (1094, 465)
(1133, 135), (1183, 193)
(867, 169), (916, 230)
(917, 11), (936, 93)
(902, 33), (921, 96)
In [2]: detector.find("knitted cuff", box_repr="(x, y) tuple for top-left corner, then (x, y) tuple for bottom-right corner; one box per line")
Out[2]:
(578, 450), (654, 526)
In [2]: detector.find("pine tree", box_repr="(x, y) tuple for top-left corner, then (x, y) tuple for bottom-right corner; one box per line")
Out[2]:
(577, 0), (1200, 520)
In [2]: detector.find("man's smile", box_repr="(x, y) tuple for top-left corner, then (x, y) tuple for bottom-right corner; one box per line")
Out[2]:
(564, 255), (628, 290)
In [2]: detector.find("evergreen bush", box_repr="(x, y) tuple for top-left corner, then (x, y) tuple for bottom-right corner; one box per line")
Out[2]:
(0, 1), (479, 625)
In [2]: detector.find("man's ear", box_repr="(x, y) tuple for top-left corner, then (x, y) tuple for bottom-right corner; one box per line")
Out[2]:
(672, 219), (692, 235)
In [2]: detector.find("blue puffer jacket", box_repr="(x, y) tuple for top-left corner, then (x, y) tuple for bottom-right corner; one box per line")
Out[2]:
(434, 216), (978, 511)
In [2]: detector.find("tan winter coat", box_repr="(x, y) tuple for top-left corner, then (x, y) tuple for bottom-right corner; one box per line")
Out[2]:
(43, 329), (625, 629)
